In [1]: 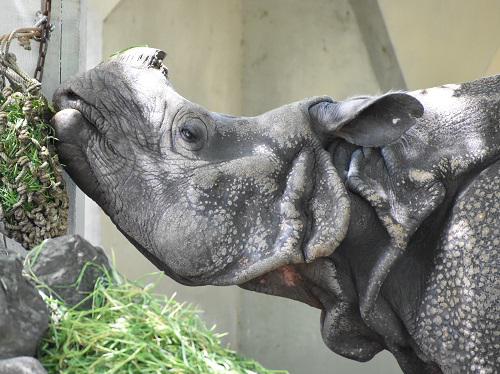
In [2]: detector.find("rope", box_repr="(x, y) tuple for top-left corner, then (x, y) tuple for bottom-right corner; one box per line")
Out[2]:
(0, 2), (67, 249)
(0, 28), (42, 94)
(0, 0), (53, 85)
(0, 27), (43, 53)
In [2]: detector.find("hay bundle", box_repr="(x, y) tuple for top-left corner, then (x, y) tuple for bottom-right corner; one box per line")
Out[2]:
(0, 86), (68, 248)
(35, 268), (287, 374)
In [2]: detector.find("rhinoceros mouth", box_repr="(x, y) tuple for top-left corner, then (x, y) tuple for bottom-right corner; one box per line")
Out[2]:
(52, 89), (104, 135)
(51, 89), (107, 205)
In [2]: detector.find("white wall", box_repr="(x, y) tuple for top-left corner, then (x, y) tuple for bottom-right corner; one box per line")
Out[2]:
(378, 0), (500, 89)
(240, 0), (380, 116)
(487, 47), (500, 76)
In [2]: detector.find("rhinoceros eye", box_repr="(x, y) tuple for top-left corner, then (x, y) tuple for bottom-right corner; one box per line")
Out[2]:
(180, 127), (196, 142)
(176, 118), (207, 152)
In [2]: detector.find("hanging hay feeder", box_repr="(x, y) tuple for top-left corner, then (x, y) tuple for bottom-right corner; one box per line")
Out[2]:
(0, 25), (68, 249)
(0, 86), (68, 249)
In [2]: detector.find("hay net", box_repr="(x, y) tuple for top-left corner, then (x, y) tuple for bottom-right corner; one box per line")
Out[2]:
(0, 36), (68, 250)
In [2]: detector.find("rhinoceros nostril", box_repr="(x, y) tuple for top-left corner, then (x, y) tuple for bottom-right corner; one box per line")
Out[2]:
(65, 89), (79, 103)
(52, 87), (80, 112)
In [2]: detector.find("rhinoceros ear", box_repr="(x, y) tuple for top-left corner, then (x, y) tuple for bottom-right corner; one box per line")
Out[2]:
(309, 93), (424, 147)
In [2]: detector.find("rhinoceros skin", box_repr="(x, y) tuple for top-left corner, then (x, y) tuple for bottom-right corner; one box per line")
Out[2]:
(52, 47), (499, 373)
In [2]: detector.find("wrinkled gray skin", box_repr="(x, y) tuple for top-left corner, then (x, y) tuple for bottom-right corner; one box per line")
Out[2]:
(52, 47), (499, 373)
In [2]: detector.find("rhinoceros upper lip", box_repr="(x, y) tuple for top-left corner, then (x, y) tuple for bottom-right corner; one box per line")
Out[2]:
(52, 91), (104, 137)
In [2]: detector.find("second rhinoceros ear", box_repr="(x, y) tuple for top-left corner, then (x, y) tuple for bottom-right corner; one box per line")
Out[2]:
(309, 93), (424, 147)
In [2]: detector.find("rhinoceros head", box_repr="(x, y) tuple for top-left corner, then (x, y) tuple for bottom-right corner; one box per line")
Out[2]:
(52, 47), (421, 302)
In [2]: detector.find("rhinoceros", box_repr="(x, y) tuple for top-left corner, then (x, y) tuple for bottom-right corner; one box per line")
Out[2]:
(52, 47), (499, 374)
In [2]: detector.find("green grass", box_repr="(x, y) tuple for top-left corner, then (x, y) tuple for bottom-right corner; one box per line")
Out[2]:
(33, 265), (288, 374)
(0, 93), (51, 207)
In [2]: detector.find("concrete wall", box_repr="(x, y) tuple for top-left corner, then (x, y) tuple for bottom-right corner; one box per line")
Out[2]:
(240, 0), (380, 116)
(85, 1), (500, 373)
(378, 0), (500, 89)
(487, 47), (500, 76)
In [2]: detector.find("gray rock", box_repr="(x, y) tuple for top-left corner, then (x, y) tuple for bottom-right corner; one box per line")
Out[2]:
(25, 235), (111, 308)
(0, 233), (28, 259)
(0, 356), (47, 374)
(0, 256), (49, 359)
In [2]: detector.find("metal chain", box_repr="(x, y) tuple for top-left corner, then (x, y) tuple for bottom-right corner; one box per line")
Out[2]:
(34, 0), (52, 83)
